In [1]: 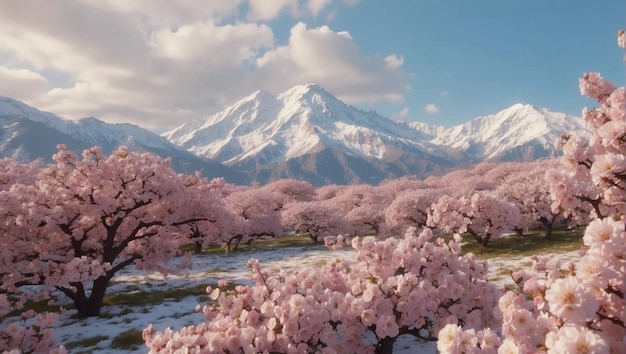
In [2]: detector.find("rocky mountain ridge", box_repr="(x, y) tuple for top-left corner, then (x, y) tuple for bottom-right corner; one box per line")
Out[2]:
(0, 87), (590, 186)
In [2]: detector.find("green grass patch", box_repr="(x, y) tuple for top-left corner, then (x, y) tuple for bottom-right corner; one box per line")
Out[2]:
(198, 234), (319, 254)
(64, 335), (109, 350)
(4, 297), (64, 319)
(102, 283), (209, 308)
(110, 329), (144, 350)
(459, 228), (584, 257)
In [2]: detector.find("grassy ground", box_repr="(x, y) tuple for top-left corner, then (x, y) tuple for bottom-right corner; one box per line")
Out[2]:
(102, 283), (210, 308)
(186, 227), (585, 261)
(45, 227), (584, 353)
(459, 228), (584, 257)
(198, 233), (321, 254)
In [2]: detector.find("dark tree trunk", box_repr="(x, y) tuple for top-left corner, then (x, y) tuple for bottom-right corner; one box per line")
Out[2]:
(467, 229), (489, 247)
(375, 336), (396, 354)
(194, 240), (203, 254)
(61, 275), (111, 317)
(482, 233), (492, 247)
(539, 217), (555, 238)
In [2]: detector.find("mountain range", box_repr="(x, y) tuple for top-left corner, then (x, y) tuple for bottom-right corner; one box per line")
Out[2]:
(0, 96), (248, 184)
(0, 85), (589, 186)
(163, 84), (589, 185)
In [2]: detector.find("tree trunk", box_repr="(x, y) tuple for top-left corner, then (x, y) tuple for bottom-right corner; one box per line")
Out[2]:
(540, 217), (554, 238)
(482, 233), (492, 247)
(467, 229), (487, 247)
(375, 336), (396, 354)
(194, 240), (202, 253)
(64, 275), (111, 317)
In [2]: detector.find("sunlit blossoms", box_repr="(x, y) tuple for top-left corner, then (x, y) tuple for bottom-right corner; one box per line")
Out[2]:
(438, 29), (626, 354)
(1, 145), (231, 352)
(4, 29), (626, 354)
(144, 227), (500, 353)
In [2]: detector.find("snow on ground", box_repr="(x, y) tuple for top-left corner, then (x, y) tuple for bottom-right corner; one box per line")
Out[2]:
(6, 244), (580, 353)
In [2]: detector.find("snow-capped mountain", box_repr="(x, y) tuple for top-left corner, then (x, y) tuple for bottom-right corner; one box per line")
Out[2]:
(164, 85), (590, 185)
(164, 84), (454, 185)
(0, 87), (591, 187)
(406, 121), (445, 139)
(432, 103), (589, 162)
(0, 96), (248, 184)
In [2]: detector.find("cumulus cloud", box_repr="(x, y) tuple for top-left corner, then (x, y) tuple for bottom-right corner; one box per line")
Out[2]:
(247, 0), (298, 21)
(0, 0), (410, 131)
(424, 103), (439, 114)
(256, 22), (410, 105)
(307, 0), (333, 17)
(0, 67), (48, 101)
(391, 107), (410, 121)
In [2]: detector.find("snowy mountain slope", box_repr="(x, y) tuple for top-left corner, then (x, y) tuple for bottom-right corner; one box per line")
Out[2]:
(406, 121), (445, 139)
(164, 84), (442, 162)
(0, 88), (591, 186)
(164, 85), (590, 185)
(163, 84), (453, 184)
(0, 97), (248, 184)
(431, 103), (589, 161)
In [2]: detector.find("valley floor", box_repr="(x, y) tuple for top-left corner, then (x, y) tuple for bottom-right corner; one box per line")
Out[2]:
(12, 244), (580, 353)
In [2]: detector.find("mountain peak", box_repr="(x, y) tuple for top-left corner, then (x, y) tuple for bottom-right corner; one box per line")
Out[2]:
(502, 103), (543, 115)
(245, 89), (274, 102)
(278, 83), (335, 104)
(286, 83), (326, 94)
(433, 103), (588, 161)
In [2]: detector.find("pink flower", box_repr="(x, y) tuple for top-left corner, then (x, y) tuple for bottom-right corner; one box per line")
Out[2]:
(437, 324), (463, 353)
(497, 339), (520, 354)
(547, 326), (609, 354)
(375, 314), (399, 339)
(544, 277), (599, 324)
(509, 308), (537, 335)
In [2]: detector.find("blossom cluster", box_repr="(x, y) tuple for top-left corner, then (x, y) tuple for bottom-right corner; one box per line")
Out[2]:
(438, 30), (626, 354)
(427, 193), (521, 247)
(144, 227), (500, 352)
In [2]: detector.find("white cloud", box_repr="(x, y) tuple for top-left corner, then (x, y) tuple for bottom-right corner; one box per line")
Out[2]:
(385, 55), (404, 69)
(0, 66), (48, 101)
(96, 0), (243, 26)
(424, 103), (439, 114)
(307, 0), (333, 17)
(391, 107), (410, 121)
(149, 21), (273, 63)
(248, 0), (298, 20)
(0, 1), (410, 131)
(440, 90), (449, 96)
(255, 22), (410, 105)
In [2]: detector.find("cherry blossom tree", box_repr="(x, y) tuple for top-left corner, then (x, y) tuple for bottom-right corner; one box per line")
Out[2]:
(0, 157), (41, 188)
(0, 145), (225, 319)
(185, 177), (236, 253)
(378, 176), (430, 194)
(438, 29), (626, 353)
(427, 193), (521, 247)
(222, 187), (283, 251)
(424, 166), (498, 197)
(384, 188), (442, 233)
(261, 178), (316, 208)
(281, 200), (349, 241)
(495, 160), (565, 237)
(144, 227), (500, 354)
(314, 184), (346, 201)
(332, 184), (393, 236)
(1, 171), (67, 353)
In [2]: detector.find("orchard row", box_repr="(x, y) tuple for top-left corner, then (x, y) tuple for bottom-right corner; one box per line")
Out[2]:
(2, 31), (625, 354)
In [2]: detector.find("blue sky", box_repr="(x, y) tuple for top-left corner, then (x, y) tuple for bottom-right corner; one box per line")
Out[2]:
(0, 0), (624, 131)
